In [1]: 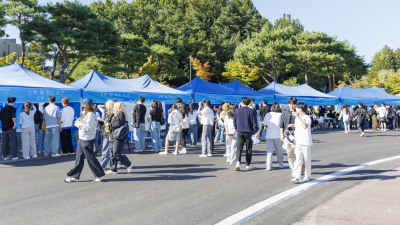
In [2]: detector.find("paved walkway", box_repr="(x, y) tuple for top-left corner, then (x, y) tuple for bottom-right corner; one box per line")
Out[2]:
(294, 167), (400, 225)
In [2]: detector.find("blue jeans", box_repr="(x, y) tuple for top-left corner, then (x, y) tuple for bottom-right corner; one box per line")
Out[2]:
(35, 124), (43, 152)
(189, 124), (197, 146)
(100, 138), (110, 168)
(44, 127), (60, 156)
(214, 123), (225, 142)
(150, 122), (162, 150)
(134, 123), (146, 151)
(344, 121), (350, 133)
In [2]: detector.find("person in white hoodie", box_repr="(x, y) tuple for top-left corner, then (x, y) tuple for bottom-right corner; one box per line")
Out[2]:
(263, 102), (284, 170)
(65, 98), (105, 183)
(338, 104), (351, 133)
(19, 102), (37, 159)
(60, 98), (75, 155)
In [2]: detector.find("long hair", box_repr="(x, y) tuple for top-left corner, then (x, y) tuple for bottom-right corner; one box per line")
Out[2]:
(227, 105), (238, 118)
(157, 101), (162, 109)
(188, 102), (195, 114)
(222, 103), (230, 114)
(105, 100), (115, 112)
(271, 102), (281, 112)
(179, 102), (187, 117)
(24, 102), (32, 115)
(82, 103), (96, 119)
(342, 104), (349, 115)
(113, 101), (128, 118)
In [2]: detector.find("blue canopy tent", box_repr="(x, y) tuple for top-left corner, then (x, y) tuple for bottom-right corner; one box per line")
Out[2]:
(177, 77), (272, 104)
(329, 85), (400, 105)
(259, 82), (339, 106)
(69, 70), (192, 104)
(219, 80), (273, 103)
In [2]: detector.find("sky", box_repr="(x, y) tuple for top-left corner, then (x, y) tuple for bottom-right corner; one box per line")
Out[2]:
(3, 0), (400, 65)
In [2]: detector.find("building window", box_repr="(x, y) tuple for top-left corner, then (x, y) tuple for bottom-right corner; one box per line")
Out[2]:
(2, 51), (5, 57)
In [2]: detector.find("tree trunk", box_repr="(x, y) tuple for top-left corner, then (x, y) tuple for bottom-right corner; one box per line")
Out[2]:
(50, 51), (59, 80)
(326, 66), (332, 92)
(66, 54), (90, 81)
(272, 56), (277, 82)
(304, 61), (309, 84)
(59, 50), (69, 84)
(21, 42), (26, 66)
(126, 63), (130, 79)
(332, 73), (336, 90)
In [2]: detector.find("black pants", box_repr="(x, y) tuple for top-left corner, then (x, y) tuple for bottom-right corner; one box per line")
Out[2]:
(388, 118), (394, 130)
(369, 119), (372, 129)
(1, 129), (17, 158)
(358, 120), (365, 134)
(180, 129), (189, 147)
(236, 132), (253, 165)
(197, 126), (202, 141)
(67, 139), (105, 179)
(109, 140), (131, 172)
(60, 128), (74, 153)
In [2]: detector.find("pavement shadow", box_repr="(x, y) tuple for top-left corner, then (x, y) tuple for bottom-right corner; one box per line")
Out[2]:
(101, 174), (217, 182)
(331, 169), (398, 182)
(0, 155), (76, 168)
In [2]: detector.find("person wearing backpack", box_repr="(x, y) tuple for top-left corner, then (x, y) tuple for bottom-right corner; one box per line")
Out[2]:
(352, 102), (370, 137)
(33, 104), (43, 154)
(105, 101), (133, 174)
(386, 105), (395, 130)
(65, 98), (105, 183)
(178, 102), (190, 154)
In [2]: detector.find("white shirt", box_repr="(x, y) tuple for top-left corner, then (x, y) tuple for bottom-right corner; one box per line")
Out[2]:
(224, 115), (236, 137)
(169, 111), (181, 125)
(188, 110), (198, 125)
(349, 107), (354, 115)
(377, 106), (387, 118)
(263, 112), (282, 139)
(338, 109), (350, 122)
(217, 111), (226, 125)
(61, 105), (75, 129)
(294, 115), (313, 146)
(77, 112), (97, 141)
(200, 107), (214, 125)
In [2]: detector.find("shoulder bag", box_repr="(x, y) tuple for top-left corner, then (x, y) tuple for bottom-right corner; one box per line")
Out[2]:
(114, 121), (130, 141)
(170, 112), (182, 133)
(182, 114), (189, 129)
(40, 111), (46, 132)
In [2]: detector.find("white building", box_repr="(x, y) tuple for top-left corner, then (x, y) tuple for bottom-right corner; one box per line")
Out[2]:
(0, 39), (28, 62)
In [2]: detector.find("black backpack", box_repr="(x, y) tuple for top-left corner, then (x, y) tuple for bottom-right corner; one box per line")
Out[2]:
(113, 121), (130, 141)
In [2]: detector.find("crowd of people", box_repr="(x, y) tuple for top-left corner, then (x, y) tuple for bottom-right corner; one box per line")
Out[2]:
(1, 94), (397, 184)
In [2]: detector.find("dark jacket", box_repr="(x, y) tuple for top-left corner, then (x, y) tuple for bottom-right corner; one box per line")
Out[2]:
(279, 109), (294, 131)
(259, 106), (271, 122)
(233, 106), (258, 134)
(353, 107), (370, 122)
(387, 107), (395, 119)
(109, 111), (126, 142)
(99, 111), (111, 139)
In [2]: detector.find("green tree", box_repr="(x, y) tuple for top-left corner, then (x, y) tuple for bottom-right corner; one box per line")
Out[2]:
(118, 33), (149, 78)
(22, 1), (120, 83)
(369, 45), (398, 78)
(274, 13), (304, 35)
(222, 61), (259, 86)
(0, 2), (6, 37)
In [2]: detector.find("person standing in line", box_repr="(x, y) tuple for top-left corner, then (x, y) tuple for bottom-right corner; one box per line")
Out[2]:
(224, 105), (237, 164)
(249, 98), (256, 110)
(338, 104), (351, 133)
(291, 103), (313, 184)
(371, 103), (379, 130)
(263, 102), (284, 170)
(33, 104), (43, 154)
(393, 105), (399, 130)
(19, 102), (37, 159)
(352, 102), (369, 137)
(132, 96), (147, 153)
(233, 97), (258, 171)
(198, 99), (214, 157)
(65, 98), (106, 183)
(280, 97), (298, 172)
(306, 106), (316, 132)
(93, 105), (101, 153)
(377, 103), (388, 131)
(1, 97), (18, 160)
(386, 104), (395, 130)
(160, 105), (182, 155)
(214, 103), (226, 143)
(98, 100), (114, 169)
(148, 101), (162, 152)
(60, 98), (75, 155)
(105, 101), (133, 174)
(44, 96), (62, 157)
(187, 102), (198, 147)
(257, 100), (271, 139)
(178, 102), (189, 154)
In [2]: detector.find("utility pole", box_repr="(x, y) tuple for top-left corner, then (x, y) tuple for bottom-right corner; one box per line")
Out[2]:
(188, 55), (192, 81)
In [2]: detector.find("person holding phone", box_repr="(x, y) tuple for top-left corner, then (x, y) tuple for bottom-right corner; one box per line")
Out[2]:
(198, 99), (214, 157)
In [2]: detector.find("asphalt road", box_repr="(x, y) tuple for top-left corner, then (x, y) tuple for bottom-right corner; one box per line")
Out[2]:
(1, 128), (399, 225)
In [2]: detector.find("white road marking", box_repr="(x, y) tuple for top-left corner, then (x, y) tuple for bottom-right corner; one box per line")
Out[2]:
(216, 155), (400, 225)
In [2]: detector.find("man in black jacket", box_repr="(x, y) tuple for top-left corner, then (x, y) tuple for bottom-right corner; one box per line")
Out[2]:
(386, 105), (395, 130)
(257, 100), (271, 139)
(279, 97), (297, 171)
(353, 102), (370, 137)
(1, 97), (17, 160)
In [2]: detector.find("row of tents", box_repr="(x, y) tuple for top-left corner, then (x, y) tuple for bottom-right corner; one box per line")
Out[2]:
(2, 63), (400, 106)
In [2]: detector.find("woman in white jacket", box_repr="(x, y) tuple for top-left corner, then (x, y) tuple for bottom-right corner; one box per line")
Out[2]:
(338, 104), (351, 133)
(263, 102), (284, 170)
(160, 105), (182, 155)
(65, 98), (105, 183)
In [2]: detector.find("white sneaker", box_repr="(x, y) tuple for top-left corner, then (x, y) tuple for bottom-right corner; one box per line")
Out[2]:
(229, 161), (236, 165)
(199, 154), (207, 158)
(303, 178), (311, 182)
(291, 178), (302, 184)
(246, 164), (255, 170)
(179, 149), (187, 154)
(172, 151), (178, 155)
(235, 163), (240, 171)
(207, 153), (212, 157)
(33, 155), (37, 158)
(24, 157), (30, 159)
(223, 154), (228, 157)
(279, 164), (285, 168)
(105, 171), (117, 175)
(187, 144), (192, 147)
(52, 154), (61, 157)
(3, 157), (10, 160)
(159, 151), (167, 155)
(12, 157), (18, 160)
(361, 132), (365, 137)
(134, 150), (140, 153)
(266, 167), (272, 171)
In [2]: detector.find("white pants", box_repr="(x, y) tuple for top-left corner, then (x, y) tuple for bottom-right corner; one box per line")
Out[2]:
(225, 135), (237, 163)
(266, 138), (283, 168)
(22, 126), (36, 158)
(285, 144), (296, 170)
(293, 145), (311, 180)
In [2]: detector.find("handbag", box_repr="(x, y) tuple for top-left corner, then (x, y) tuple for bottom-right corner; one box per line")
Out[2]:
(73, 131), (79, 142)
(40, 111), (46, 132)
(113, 121), (130, 141)
(182, 114), (189, 129)
(170, 124), (182, 133)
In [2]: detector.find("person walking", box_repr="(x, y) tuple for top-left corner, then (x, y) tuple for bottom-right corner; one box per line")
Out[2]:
(132, 96), (147, 152)
(263, 102), (284, 170)
(105, 101), (133, 174)
(187, 102), (198, 147)
(65, 98), (106, 183)
(353, 102), (369, 137)
(338, 104), (351, 133)
(386, 105), (395, 130)
(224, 105), (237, 164)
(43, 96), (62, 157)
(214, 104), (226, 143)
(257, 100), (271, 139)
(280, 97), (298, 172)
(19, 102), (37, 159)
(1, 97), (18, 160)
(291, 103), (313, 184)
(234, 97), (258, 171)
(160, 105), (182, 155)
(148, 101), (162, 152)
(178, 102), (189, 154)
(33, 104), (43, 154)
(60, 98), (75, 155)
(98, 100), (114, 169)
(377, 103), (388, 131)
(198, 99), (214, 157)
